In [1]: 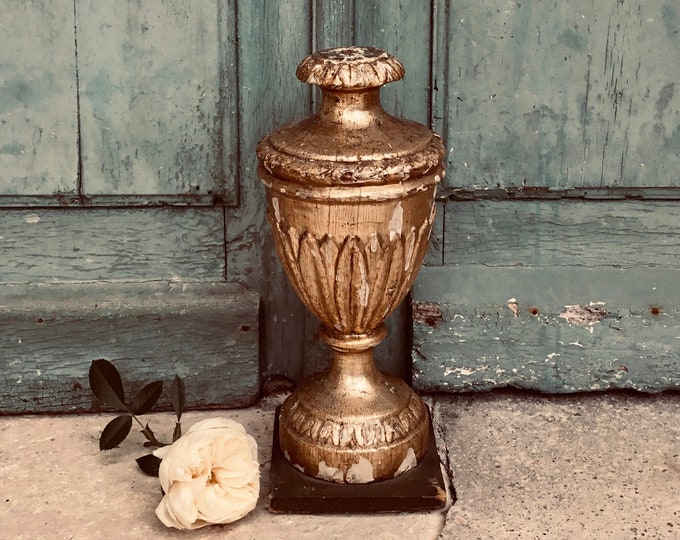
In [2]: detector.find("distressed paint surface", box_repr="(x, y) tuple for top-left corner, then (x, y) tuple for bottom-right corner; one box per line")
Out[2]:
(1, 0), (679, 408)
(313, 0), (356, 51)
(76, 0), (235, 198)
(415, 199), (680, 391)
(0, 282), (259, 412)
(442, 199), (680, 267)
(228, 1), (433, 381)
(354, 1), (431, 123)
(228, 0), (313, 381)
(437, 0), (680, 189)
(0, 0), (78, 195)
(0, 208), (225, 283)
(413, 265), (680, 393)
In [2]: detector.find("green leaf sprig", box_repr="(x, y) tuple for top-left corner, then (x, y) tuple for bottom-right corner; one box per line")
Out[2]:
(88, 359), (185, 476)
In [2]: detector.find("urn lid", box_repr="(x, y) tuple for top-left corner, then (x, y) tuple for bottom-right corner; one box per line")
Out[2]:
(257, 46), (445, 187)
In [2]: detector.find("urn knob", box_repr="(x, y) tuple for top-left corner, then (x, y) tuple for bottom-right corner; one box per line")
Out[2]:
(295, 46), (405, 90)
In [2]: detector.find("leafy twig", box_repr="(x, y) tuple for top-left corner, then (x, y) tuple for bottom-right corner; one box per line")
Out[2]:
(88, 359), (185, 476)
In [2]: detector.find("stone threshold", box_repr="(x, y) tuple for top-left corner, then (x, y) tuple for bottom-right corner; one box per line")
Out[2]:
(2, 391), (678, 539)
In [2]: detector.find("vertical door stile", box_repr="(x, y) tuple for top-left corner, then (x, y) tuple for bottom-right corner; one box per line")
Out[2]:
(229, 0), (313, 381)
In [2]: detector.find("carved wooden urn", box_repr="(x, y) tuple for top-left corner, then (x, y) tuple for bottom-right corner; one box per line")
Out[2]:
(257, 46), (445, 483)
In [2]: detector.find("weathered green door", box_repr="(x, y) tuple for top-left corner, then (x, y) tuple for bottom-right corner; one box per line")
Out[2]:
(412, 1), (680, 393)
(0, 1), (253, 412)
(2, 1), (678, 412)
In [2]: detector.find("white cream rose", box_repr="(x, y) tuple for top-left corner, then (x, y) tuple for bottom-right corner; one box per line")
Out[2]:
(152, 418), (260, 529)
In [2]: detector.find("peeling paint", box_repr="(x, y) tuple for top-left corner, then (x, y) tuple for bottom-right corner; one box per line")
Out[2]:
(394, 447), (417, 477)
(559, 303), (607, 325)
(388, 201), (403, 241)
(413, 301), (443, 326)
(272, 197), (281, 222)
(358, 256), (369, 307)
(317, 461), (344, 482)
(444, 366), (477, 377)
(346, 457), (374, 484)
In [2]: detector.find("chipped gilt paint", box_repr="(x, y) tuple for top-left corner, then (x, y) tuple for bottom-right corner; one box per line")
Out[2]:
(257, 47), (445, 483)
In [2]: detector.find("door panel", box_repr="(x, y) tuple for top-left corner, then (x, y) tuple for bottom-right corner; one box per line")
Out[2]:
(76, 0), (237, 201)
(2, 1), (678, 413)
(355, 1), (432, 123)
(414, 0), (680, 394)
(0, 0), (78, 197)
(434, 0), (680, 189)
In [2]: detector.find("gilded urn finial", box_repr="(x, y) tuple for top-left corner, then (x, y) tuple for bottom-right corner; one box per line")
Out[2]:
(258, 46), (445, 483)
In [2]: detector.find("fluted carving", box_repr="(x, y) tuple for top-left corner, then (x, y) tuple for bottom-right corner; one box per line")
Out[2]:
(269, 210), (434, 334)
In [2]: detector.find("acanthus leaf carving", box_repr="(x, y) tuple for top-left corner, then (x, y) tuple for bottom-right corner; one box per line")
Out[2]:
(282, 395), (426, 450)
(269, 210), (433, 334)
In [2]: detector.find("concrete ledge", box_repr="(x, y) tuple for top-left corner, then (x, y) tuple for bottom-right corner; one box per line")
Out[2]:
(0, 281), (260, 413)
(434, 390), (680, 539)
(0, 398), (446, 539)
(1, 391), (678, 538)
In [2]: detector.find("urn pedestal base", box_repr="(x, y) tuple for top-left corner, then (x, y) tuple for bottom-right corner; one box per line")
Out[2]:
(268, 406), (449, 514)
(277, 324), (432, 483)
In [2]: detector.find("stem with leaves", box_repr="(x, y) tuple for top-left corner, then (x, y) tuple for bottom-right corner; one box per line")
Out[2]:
(88, 359), (185, 476)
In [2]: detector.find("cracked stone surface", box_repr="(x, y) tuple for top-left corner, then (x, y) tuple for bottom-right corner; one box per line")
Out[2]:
(434, 391), (680, 539)
(1, 391), (678, 539)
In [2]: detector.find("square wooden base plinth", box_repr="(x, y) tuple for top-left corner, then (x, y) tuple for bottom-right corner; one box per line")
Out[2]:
(268, 406), (449, 514)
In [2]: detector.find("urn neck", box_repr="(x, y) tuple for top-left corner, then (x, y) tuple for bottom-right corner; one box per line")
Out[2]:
(320, 324), (387, 384)
(318, 88), (385, 128)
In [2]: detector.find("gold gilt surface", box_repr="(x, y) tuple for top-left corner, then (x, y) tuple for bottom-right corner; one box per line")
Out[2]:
(258, 46), (445, 483)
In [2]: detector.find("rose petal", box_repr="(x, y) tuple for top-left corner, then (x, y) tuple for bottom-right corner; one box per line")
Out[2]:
(187, 418), (246, 435)
(212, 461), (259, 489)
(195, 480), (258, 525)
(152, 445), (170, 460)
(164, 481), (200, 529)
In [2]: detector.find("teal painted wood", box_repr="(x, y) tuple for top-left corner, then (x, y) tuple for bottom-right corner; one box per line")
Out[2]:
(76, 0), (237, 201)
(412, 266), (680, 393)
(228, 0), (313, 381)
(313, 0), (356, 50)
(6, 0), (679, 402)
(356, 1), (439, 374)
(423, 200), (445, 266)
(219, 0), (241, 205)
(436, 0), (680, 189)
(442, 200), (680, 267)
(354, 0), (434, 377)
(0, 208), (225, 283)
(302, 295), (414, 382)
(226, 1), (433, 382)
(413, 199), (680, 391)
(0, 282), (260, 412)
(0, 0), (78, 196)
(430, 0), (452, 172)
(355, 0), (432, 123)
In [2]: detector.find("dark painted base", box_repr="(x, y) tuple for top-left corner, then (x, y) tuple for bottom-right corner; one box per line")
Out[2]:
(267, 406), (449, 514)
